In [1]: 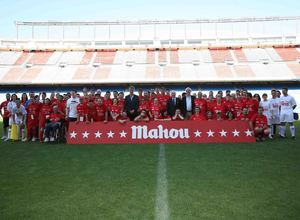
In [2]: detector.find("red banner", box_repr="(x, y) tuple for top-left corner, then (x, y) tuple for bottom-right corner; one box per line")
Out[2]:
(67, 121), (256, 144)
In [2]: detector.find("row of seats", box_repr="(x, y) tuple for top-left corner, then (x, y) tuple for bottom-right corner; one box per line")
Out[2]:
(0, 62), (299, 84)
(0, 47), (299, 66)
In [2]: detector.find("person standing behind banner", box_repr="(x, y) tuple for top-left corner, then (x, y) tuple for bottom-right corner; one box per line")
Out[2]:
(11, 99), (27, 141)
(166, 90), (182, 117)
(279, 87), (297, 138)
(124, 86), (139, 121)
(66, 90), (80, 123)
(0, 93), (11, 141)
(182, 87), (195, 119)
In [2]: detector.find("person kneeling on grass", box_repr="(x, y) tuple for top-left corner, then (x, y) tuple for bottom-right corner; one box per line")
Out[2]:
(250, 107), (270, 142)
(44, 105), (64, 143)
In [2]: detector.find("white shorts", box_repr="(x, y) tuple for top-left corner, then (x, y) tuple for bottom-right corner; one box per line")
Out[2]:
(280, 111), (294, 123)
(9, 116), (23, 126)
(269, 115), (280, 125)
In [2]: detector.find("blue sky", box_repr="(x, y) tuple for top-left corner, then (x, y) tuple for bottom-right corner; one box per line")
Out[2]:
(0, 0), (300, 38)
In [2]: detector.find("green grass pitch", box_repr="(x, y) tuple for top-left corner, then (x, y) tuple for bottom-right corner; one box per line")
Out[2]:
(0, 122), (299, 219)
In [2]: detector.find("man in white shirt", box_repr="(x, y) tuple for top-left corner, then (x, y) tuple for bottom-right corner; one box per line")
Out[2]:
(66, 90), (80, 122)
(11, 99), (27, 141)
(268, 89), (281, 138)
(259, 93), (272, 138)
(279, 88), (297, 138)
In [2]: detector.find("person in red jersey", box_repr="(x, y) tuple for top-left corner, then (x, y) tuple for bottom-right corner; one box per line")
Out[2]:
(190, 107), (206, 121)
(206, 95), (215, 113)
(236, 107), (250, 121)
(76, 97), (87, 123)
(250, 107), (270, 142)
(109, 98), (121, 121)
(118, 112), (130, 124)
(172, 109), (184, 121)
(194, 91), (207, 117)
(152, 111), (163, 121)
(149, 98), (162, 120)
(39, 98), (52, 141)
(138, 88), (144, 102)
(138, 98), (150, 113)
(211, 94), (226, 120)
(233, 95), (246, 118)
(245, 92), (259, 119)
(162, 111), (172, 121)
(86, 101), (97, 123)
(55, 95), (66, 116)
(44, 105), (64, 142)
(94, 98), (108, 123)
(0, 93), (11, 140)
(26, 95), (40, 141)
(134, 109), (150, 122)
(206, 111), (213, 120)
(224, 94), (234, 113)
(158, 88), (169, 113)
(103, 91), (112, 109)
(117, 92), (125, 112)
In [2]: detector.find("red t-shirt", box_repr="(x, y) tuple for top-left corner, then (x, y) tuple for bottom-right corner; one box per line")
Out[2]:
(77, 103), (87, 117)
(0, 100), (10, 118)
(27, 103), (40, 122)
(251, 114), (268, 128)
(194, 98), (207, 115)
(190, 114), (206, 121)
(95, 104), (107, 121)
(150, 104), (161, 116)
(246, 99), (259, 118)
(233, 100), (246, 117)
(39, 104), (52, 123)
(236, 113), (250, 121)
(211, 102), (226, 119)
(49, 113), (63, 123)
(86, 104), (97, 121)
(158, 95), (169, 110)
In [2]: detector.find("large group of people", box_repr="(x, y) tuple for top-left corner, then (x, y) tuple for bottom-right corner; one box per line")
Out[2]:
(0, 86), (297, 142)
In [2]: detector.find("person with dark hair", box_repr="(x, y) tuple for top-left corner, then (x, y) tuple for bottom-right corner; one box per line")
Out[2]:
(124, 86), (139, 121)
(134, 109), (150, 122)
(66, 90), (79, 122)
(21, 93), (28, 106)
(167, 90), (182, 117)
(269, 89), (280, 138)
(25, 95), (40, 141)
(39, 98), (52, 141)
(279, 87), (297, 138)
(0, 93), (11, 140)
(245, 92), (259, 119)
(44, 105), (64, 142)
(250, 107), (270, 142)
(5, 94), (18, 141)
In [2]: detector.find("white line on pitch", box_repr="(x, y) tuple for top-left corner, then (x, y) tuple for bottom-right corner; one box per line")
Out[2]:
(155, 143), (169, 220)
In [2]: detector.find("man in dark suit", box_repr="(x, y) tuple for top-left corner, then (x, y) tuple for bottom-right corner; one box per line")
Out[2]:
(124, 86), (139, 121)
(167, 90), (182, 117)
(182, 87), (195, 119)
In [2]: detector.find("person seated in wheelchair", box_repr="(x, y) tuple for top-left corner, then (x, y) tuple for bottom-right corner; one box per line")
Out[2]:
(44, 105), (64, 142)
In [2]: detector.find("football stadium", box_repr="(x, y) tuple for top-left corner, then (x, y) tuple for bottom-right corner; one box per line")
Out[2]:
(0, 1), (300, 219)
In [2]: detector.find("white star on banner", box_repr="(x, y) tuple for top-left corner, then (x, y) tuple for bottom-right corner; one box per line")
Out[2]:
(70, 131), (77, 139)
(194, 130), (202, 137)
(107, 131), (114, 138)
(244, 129), (253, 137)
(232, 129), (240, 137)
(207, 130), (215, 137)
(120, 130), (127, 138)
(95, 131), (102, 138)
(82, 131), (90, 139)
(219, 130), (227, 137)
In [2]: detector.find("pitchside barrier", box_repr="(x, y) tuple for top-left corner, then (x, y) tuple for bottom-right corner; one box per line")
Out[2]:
(67, 121), (256, 144)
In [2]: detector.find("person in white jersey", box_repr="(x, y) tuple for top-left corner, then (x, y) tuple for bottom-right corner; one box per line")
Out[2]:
(279, 88), (297, 138)
(259, 93), (272, 138)
(66, 90), (80, 122)
(268, 89), (281, 138)
(11, 99), (27, 141)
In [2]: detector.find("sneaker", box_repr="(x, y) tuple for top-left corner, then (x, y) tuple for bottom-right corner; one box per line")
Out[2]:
(291, 136), (296, 139)
(44, 137), (49, 143)
(50, 137), (55, 142)
(269, 134), (273, 139)
(32, 137), (36, 142)
(280, 135), (286, 138)
(4, 137), (10, 142)
(22, 138), (27, 142)
(1, 136), (7, 140)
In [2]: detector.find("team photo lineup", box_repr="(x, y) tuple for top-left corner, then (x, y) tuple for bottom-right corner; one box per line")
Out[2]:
(0, 86), (297, 143)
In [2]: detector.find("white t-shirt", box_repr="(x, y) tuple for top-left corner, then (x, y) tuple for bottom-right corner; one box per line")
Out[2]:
(269, 98), (280, 116)
(66, 97), (80, 118)
(260, 100), (271, 118)
(280, 95), (296, 112)
(12, 105), (27, 123)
